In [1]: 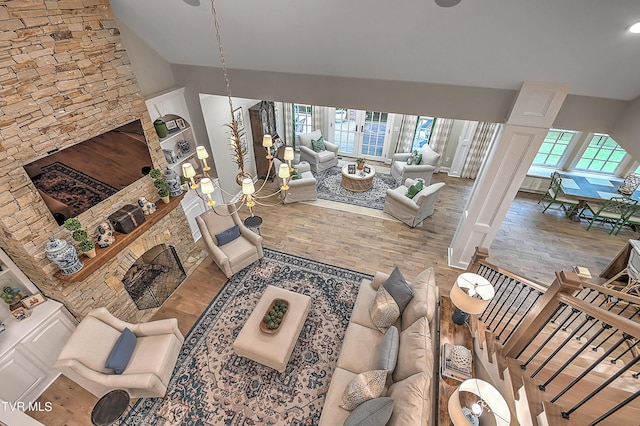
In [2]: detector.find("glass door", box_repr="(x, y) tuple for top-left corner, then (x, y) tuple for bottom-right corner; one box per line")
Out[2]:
(333, 108), (391, 161)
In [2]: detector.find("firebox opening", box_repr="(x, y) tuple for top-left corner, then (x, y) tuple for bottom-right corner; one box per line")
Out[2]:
(122, 244), (186, 310)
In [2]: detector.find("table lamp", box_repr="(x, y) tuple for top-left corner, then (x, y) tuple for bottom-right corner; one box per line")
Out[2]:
(448, 378), (511, 426)
(450, 273), (494, 325)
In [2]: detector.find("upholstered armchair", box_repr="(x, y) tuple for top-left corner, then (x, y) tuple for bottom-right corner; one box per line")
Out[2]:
(54, 307), (184, 398)
(383, 179), (446, 227)
(297, 130), (339, 173)
(390, 144), (441, 185)
(275, 159), (317, 204)
(196, 204), (264, 278)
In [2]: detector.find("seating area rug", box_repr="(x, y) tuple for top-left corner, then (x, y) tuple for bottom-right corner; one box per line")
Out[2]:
(33, 161), (119, 216)
(315, 166), (397, 210)
(122, 248), (371, 425)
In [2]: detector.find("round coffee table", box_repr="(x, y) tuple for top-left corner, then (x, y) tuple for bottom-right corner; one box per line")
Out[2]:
(341, 163), (375, 192)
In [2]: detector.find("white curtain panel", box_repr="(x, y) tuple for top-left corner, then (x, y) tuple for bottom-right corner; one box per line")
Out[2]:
(282, 102), (294, 147)
(429, 118), (454, 155)
(461, 122), (499, 179)
(395, 115), (419, 153)
(312, 105), (327, 137)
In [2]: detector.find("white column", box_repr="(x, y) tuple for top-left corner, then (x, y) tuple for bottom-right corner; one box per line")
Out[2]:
(448, 82), (569, 269)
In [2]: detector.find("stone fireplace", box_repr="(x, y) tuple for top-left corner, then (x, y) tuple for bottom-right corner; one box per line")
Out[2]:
(0, 1), (198, 322)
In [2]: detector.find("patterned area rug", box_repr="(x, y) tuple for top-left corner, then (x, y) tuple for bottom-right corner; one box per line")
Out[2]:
(315, 166), (397, 210)
(122, 249), (371, 426)
(33, 162), (119, 216)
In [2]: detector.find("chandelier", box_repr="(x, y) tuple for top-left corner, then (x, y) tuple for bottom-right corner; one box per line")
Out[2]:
(180, 0), (295, 216)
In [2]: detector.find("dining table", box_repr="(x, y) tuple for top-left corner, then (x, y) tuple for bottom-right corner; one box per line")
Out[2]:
(558, 172), (640, 221)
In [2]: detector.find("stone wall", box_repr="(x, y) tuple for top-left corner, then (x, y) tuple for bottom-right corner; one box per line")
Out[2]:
(0, 1), (195, 321)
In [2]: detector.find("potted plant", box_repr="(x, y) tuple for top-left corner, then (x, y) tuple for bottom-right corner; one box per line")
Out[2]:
(150, 168), (170, 203)
(63, 218), (97, 258)
(356, 158), (365, 170)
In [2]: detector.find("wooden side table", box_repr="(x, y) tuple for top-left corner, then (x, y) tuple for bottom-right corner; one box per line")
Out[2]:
(438, 295), (475, 425)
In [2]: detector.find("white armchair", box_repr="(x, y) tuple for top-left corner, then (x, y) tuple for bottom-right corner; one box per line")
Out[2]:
(383, 179), (446, 227)
(297, 130), (339, 173)
(390, 144), (441, 185)
(54, 307), (184, 398)
(196, 204), (264, 278)
(275, 160), (317, 204)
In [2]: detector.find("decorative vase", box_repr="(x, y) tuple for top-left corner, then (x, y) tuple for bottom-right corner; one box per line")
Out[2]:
(177, 140), (191, 154)
(84, 247), (97, 258)
(45, 237), (84, 275)
(153, 119), (168, 138)
(161, 196), (170, 204)
(163, 167), (184, 197)
(357, 163), (364, 170)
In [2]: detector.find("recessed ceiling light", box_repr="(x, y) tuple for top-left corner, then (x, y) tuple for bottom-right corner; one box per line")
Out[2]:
(435, 0), (462, 7)
(630, 22), (640, 33)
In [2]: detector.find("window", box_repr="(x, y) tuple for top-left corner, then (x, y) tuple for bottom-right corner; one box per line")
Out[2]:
(293, 104), (312, 134)
(412, 117), (434, 151)
(533, 129), (575, 167)
(575, 134), (627, 174)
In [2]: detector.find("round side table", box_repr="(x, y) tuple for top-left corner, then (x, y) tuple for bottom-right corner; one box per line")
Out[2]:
(244, 215), (263, 235)
(91, 389), (131, 426)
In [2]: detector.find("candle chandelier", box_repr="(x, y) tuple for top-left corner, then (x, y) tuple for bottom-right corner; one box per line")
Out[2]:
(180, 0), (295, 216)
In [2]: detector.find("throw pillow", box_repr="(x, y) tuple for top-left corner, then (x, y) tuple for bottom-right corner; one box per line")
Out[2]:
(376, 326), (399, 373)
(386, 372), (431, 426)
(215, 224), (240, 246)
(402, 267), (438, 329)
(339, 370), (387, 411)
(382, 267), (414, 314)
(393, 316), (433, 383)
(343, 397), (394, 426)
(311, 136), (326, 153)
(369, 286), (400, 333)
(406, 181), (424, 199)
(105, 327), (137, 374)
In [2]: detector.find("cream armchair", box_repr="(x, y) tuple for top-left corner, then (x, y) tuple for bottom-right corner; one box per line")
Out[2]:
(383, 179), (446, 227)
(297, 130), (339, 173)
(196, 204), (264, 278)
(275, 160), (317, 204)
(390, 144), (441, 185)
(54, 307), (184, 398)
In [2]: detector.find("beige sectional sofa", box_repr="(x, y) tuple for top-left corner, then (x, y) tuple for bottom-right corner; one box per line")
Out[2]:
(319, 268), (439, 426)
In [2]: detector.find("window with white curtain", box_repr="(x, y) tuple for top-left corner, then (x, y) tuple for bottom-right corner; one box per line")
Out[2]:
(533, 129), (576, 167)
(575, 134), (627, 173)
(412, 116), (434, 151)
(293, 104), (312, 134)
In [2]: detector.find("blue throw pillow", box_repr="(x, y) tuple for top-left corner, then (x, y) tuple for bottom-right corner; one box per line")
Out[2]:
(215, 224), (241, 246)
(105, 328), (137, 375)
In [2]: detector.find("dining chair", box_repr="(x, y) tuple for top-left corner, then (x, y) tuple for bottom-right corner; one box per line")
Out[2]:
(538, 172), (579, 216)
(580, 196), (638, 234)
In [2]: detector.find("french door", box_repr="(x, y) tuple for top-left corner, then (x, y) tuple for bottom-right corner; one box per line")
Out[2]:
(333, 108), (392, 161)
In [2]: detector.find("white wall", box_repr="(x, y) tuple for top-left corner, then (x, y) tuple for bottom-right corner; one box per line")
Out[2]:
(199, 95), (260, 201)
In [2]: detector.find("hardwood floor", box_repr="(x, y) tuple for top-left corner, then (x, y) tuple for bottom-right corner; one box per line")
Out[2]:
(28, 170), (637, 425)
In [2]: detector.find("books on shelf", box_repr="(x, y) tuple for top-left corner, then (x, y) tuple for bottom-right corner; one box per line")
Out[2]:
(441, 343), (472, 382)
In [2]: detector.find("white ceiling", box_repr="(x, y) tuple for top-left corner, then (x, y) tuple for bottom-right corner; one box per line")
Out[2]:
(110, 0), (640, 101)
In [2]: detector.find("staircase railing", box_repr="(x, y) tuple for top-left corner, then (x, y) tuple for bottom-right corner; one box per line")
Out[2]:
(467, 247), (640, 425)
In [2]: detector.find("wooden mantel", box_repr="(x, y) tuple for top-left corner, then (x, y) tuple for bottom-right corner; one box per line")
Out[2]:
(54, 194), (185, 282)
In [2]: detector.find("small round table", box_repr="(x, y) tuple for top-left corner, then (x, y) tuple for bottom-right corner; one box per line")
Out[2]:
(341, 163), (376, 192)
(91, 389), (130, 426)
(244, 215), (263, 235)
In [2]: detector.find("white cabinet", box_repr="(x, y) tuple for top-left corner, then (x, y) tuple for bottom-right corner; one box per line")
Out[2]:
(146, 87), (216, 242)
(0, 249), (77, 404)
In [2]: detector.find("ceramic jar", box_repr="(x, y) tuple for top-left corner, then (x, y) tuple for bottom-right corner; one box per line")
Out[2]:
(154, 119), (168, 138)
(45, 237), (84, 275)
(164, 167), (184, 197)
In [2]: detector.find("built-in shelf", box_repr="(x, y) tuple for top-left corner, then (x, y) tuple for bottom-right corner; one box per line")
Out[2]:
(167, 151), (197, 170)
(158, 126), (190, 143)
(54, 193), (185, 282)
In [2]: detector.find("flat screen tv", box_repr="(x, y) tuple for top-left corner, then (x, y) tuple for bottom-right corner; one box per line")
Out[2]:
(23, 119), (154, 224)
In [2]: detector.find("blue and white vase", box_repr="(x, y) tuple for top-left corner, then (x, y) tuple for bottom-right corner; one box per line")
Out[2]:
(164, 167), (184, 197)
(45, 237), (83, 275)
